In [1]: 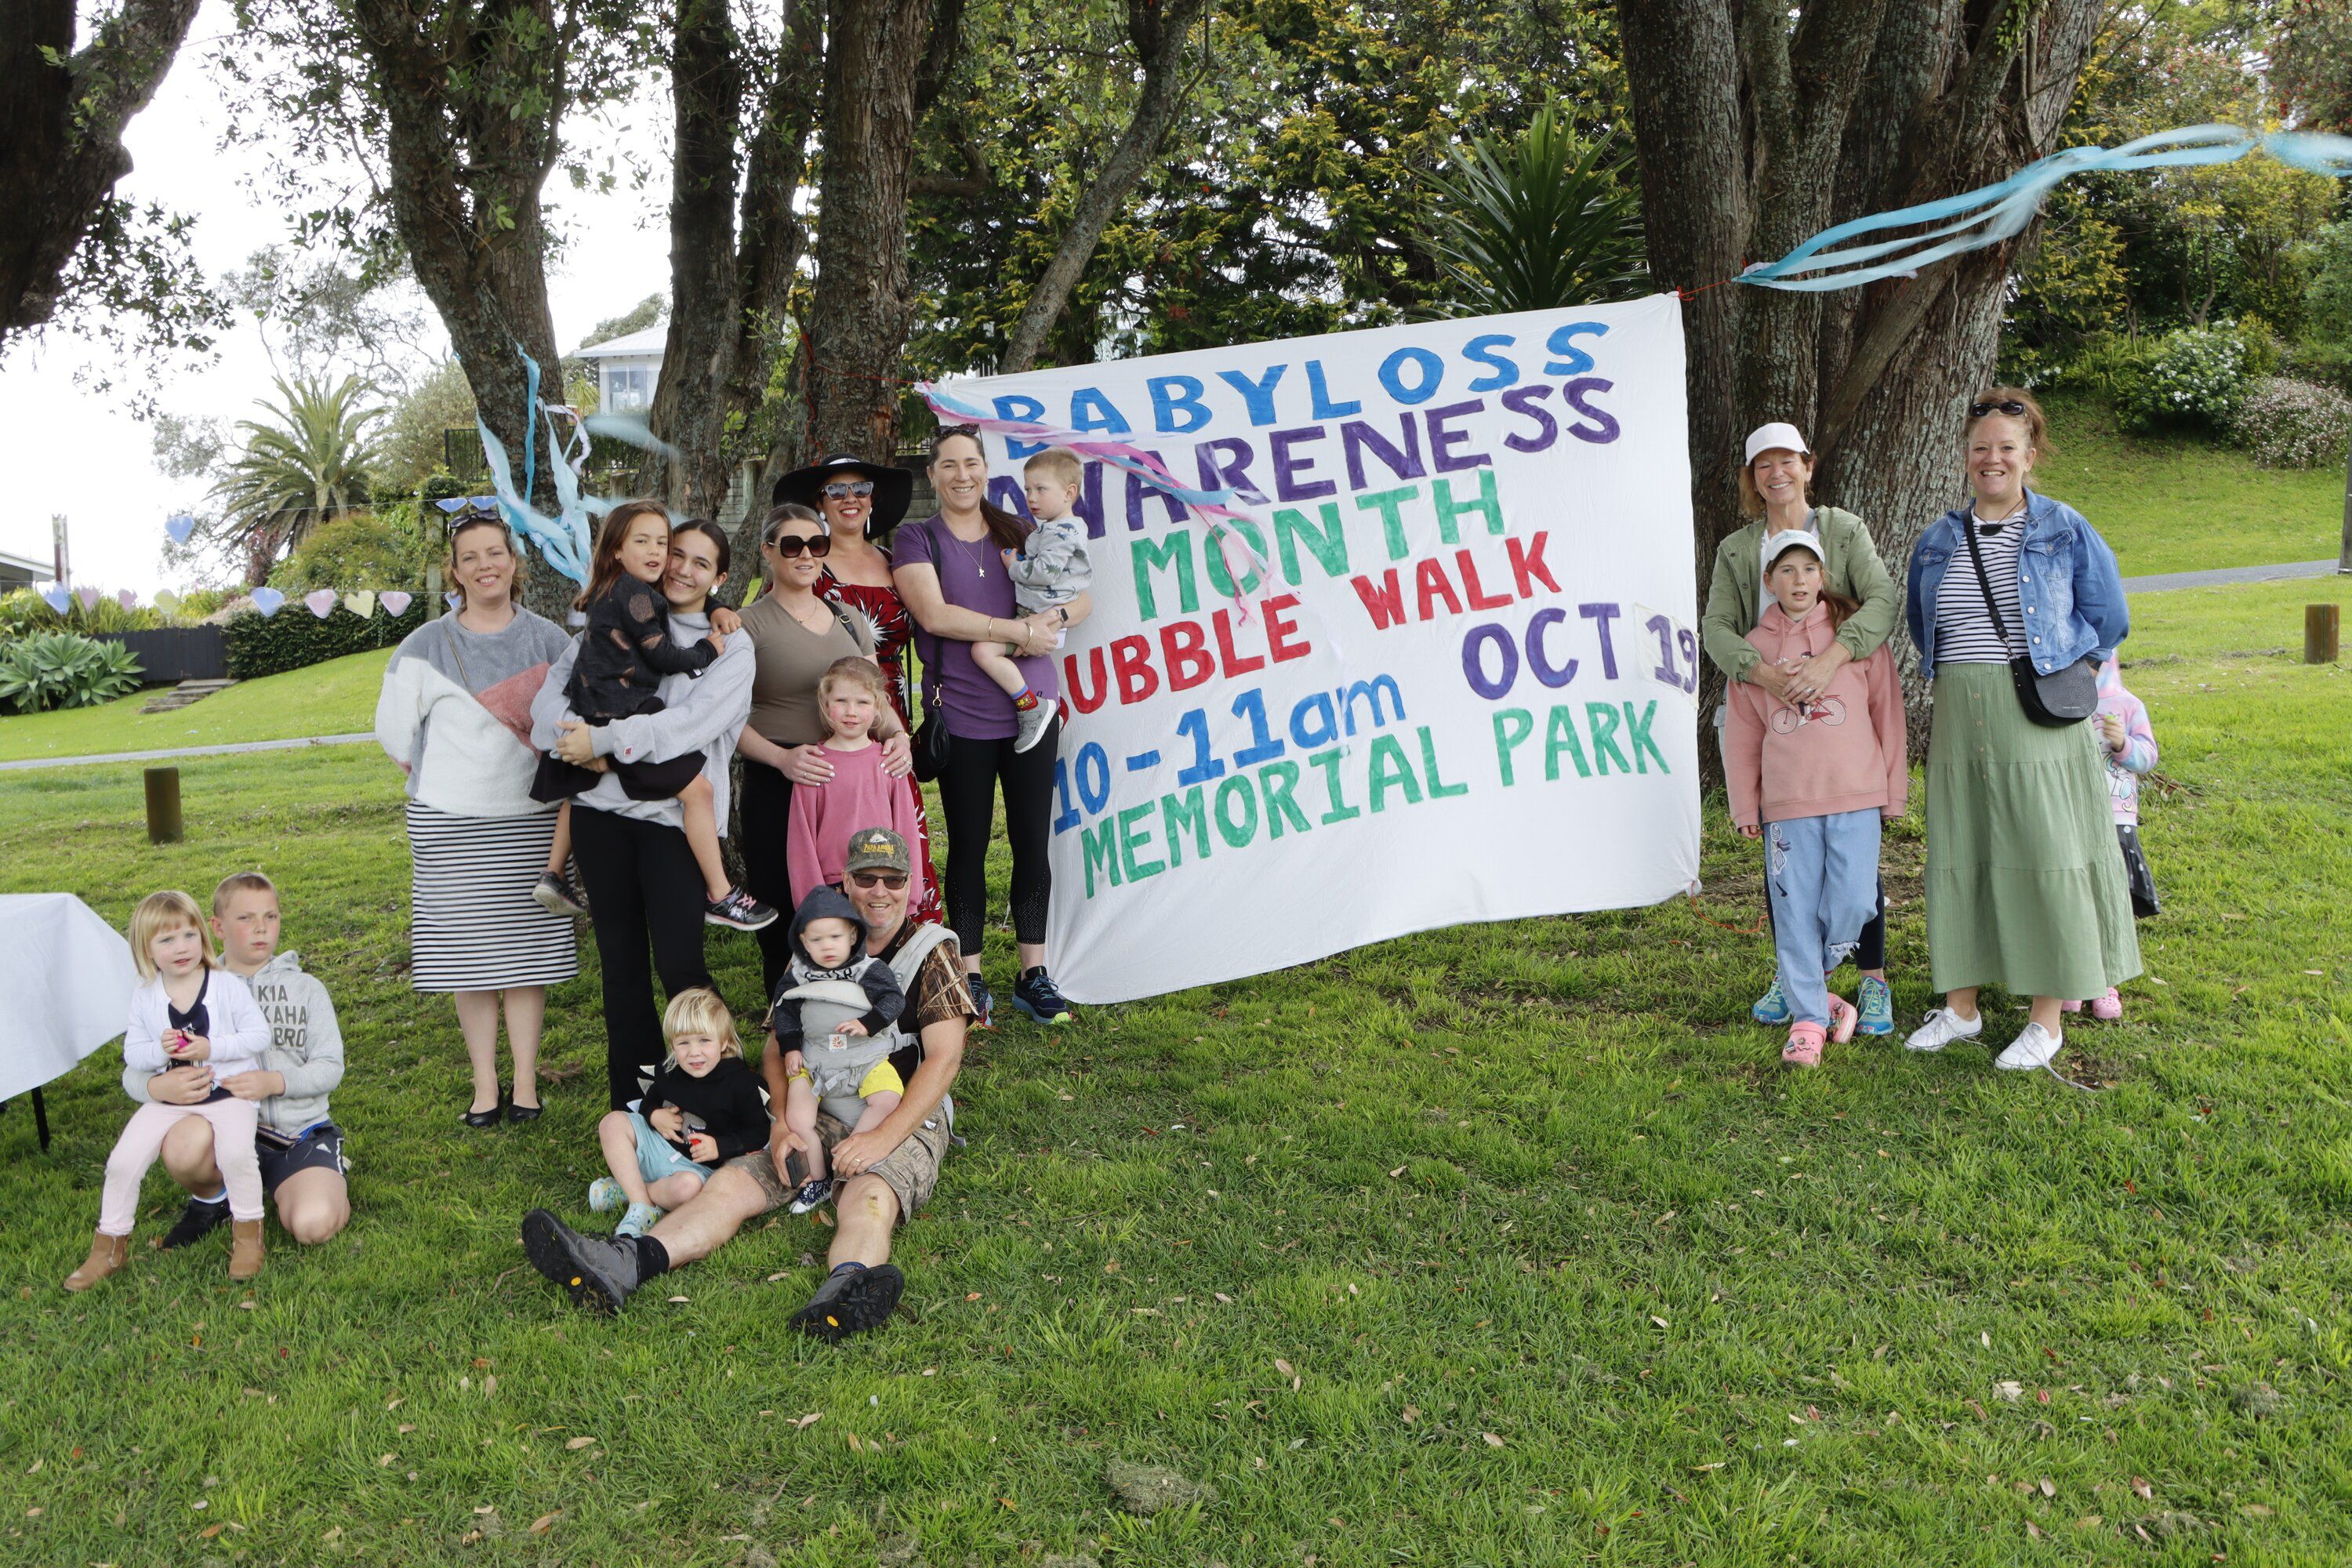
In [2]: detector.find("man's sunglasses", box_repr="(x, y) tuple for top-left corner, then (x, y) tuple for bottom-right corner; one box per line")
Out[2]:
(1969, 398), (2029, 419)
(821, 481), (876, 500)
(767, 533), (832, 557)
(848, 870), (908, 890)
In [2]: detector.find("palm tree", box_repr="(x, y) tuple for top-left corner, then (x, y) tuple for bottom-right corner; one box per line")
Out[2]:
(209, 376), (387, 583)
(1421, 108), (1649, 317)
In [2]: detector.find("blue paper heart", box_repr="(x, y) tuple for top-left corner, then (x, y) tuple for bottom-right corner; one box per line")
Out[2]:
(249, 586), (286, 618)
(41, 585), (71, 615)
(165, 513), (197, 543)
(434, 498), (469, 513)
(445, 590), (463, 610)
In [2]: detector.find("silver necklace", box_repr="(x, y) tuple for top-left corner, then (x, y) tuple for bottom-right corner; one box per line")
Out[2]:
(949, 520), (992, 579)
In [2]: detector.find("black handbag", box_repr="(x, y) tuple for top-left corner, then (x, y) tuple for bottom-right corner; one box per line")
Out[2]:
(1959, 516), (2098, 726)
(907, 516), (953, 783)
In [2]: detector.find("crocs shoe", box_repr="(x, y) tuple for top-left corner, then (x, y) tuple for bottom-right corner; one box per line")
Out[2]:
(1827, 992), (1860, 1045)
(2089, 987), (2122, 1022)
(1751, 978), (1792, 1025)
(1782, 1022), (1826, 1068)
(1857, 975), (1893, 1036)
(587, 1177), (625, 1214)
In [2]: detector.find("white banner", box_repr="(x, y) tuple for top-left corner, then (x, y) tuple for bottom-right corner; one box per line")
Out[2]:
(946, 294), (1701, 1003)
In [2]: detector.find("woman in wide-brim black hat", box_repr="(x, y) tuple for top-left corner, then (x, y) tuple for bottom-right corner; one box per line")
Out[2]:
(771, 452), (913, 537)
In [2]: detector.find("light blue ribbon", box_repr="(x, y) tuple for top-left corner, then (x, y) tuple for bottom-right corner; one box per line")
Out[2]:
(1740, 125), (2352, 293)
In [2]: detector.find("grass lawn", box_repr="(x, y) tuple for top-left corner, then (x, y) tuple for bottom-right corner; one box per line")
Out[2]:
(2, 578), (2347, 1565)
(2034, 392), (2347, 579)
(0, 649), (393, 764)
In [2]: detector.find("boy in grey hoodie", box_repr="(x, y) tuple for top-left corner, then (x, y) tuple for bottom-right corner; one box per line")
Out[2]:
(126, 873), (350, 1248)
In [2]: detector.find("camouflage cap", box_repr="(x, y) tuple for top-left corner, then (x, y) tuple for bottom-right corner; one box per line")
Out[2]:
(842, 826), (912, 877)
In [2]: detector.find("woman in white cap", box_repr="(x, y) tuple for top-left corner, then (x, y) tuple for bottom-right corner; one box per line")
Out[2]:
(1701, 422), (1904, 1036)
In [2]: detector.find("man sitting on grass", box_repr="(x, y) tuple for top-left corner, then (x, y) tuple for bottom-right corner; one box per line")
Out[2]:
(521, 828), (974, 1338)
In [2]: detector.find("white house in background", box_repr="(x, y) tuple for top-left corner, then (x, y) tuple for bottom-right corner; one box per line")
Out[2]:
(575, 321), (666, 413)
(1, 545), (50, 593)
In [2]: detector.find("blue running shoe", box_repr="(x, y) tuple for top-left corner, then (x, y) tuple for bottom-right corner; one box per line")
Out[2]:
(1751, 978), (1791, 1025)
(1857, 975), (1894, 1036)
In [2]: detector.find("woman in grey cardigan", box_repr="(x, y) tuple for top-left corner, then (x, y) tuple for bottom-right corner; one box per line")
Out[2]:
(375, 514), (579, 1125)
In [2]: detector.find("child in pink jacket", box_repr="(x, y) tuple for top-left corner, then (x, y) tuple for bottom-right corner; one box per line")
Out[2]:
(2069, 657), (2159, 1020)
(1724, 532), (1908, 1067)
(786, 657), (925, 908)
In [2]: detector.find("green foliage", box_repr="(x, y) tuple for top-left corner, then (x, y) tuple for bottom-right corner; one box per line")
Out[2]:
(378, 360), (478, 495)
(2268, 0), (2352, 132)
(0, 632), (143, 714)
(207, 374), (389, 577)
(1417, 109), (1646, 316)
(0, 588), (208, 637)
(270, 504), (431, 593)
(2113, 324), (2253, 432)
(580, 294), (665, 348)
(222, 598), (426, 681)
(2009, 184), (2131, 358)
(2227, 375), (2352, 468)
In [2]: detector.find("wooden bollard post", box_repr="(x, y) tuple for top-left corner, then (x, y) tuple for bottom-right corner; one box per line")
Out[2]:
(144, 766), (183, 844)
(2309, 603), (2341, 666)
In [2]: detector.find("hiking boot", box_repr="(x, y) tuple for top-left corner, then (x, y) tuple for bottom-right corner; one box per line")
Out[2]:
(789, 1263), (906, 1343)
(787, 1177), (833, 1216)
(1857, 976), (1893, 1036)
(155, 1194), (230, 1251)
(1781, 1022), (1825, 1069)
(227, 1219), (267, 1281)
(1751, 978), (1791, 1025)
(1904, 1007), (1983, 1054)
(533, 871), (590, 918)
(1013, 696), (1058, 753)
(705, 886), (779, 931)
(964, 972), (994, 1030)
(64, 1232), (129, 1292)
(1012, 966), (1075, 1025)
(521, 1207), (641, 1316)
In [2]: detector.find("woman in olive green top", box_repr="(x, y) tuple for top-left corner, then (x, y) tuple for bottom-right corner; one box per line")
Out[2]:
(1700, 422), (1904, 1033)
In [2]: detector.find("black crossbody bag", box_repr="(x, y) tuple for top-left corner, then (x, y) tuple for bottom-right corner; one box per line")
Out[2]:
(907, 516), (953, 783)
(1959, 517), (2098, 726)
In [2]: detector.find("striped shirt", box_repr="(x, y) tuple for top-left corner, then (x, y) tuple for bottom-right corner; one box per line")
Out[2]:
(1933, 514), (2027, 665)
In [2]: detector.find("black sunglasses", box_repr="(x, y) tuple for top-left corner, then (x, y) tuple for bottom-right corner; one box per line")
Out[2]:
(848, 870), (908, 890)
(820, 480), (876, 500)
(1969, 398), (2029, 419)
(767, 533), (832, 557)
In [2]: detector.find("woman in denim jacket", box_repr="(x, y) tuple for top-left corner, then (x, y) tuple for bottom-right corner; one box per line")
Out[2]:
(1900, 387), (2141, 1073)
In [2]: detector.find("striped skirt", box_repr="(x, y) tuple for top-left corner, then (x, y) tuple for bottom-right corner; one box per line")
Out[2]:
(404, 801), (579, 993)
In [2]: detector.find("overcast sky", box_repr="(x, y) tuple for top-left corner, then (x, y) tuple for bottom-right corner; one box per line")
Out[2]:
(0, 0), (671, 595)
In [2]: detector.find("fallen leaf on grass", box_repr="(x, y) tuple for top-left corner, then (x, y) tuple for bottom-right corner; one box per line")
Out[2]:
(564, 1436), (597, 1450)
(460, 1530), (482, 1545)
(666, 1295), (689, 1304)
(1650, 1316), (1670, 1330)
(1388, 1166), (1406, 1178)
(1401, 1405), (1420, 1425)
(529, 1512), (559, 1534)
(1690, 1461), (1726, 1472)
(1993, 1381), (2023, 1402)
(2132, 1477), (2153, 1500)
(1483, 1432), (1506, 1448)
(1214, 1292), (1234, 1303)
(201, 1524), (223, 1540)
(1274, 1358), (1295, 1378)
(791, 1412), (822, 1429)
(2039, 1478), (2056, 1497)
(2025, 1521), (2044, 1541)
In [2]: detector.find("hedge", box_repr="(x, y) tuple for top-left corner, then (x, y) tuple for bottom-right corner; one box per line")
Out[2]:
(223, 600), (431, 680)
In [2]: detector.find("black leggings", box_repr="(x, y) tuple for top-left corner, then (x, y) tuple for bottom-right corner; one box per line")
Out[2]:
(571, 804), (713, 1109)
(936, 719), (1059, 954)
(737, 757), (797, 998)
(1766, 873), (1888, 971)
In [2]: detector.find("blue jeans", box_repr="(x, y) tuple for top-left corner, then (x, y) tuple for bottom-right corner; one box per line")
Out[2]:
(627, 1111), (715, 1186)
(1766, 809), (1882, 1027)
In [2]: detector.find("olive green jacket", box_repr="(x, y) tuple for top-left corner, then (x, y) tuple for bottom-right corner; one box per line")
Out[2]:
(1700, 506), (1900, 684)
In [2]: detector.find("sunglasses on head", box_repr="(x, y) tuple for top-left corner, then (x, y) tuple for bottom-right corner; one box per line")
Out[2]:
(821, 480), (876, 500)
(1969, 398), (2029, 419)
(848, 870), (908, 890)
(768, 532), (832, 557)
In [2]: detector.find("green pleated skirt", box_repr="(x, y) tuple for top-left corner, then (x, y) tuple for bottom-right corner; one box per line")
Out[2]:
(1925, 662), (2143, 998)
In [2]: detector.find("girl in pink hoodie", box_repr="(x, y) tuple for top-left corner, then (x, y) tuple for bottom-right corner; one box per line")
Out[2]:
(1724, 533), (1909, 1066)
(2067, 657), (2159, 1020)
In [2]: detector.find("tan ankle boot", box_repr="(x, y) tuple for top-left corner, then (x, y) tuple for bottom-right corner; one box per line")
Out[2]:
(64, 1232), (129, 1291)
(228, 1219), (266, 1280)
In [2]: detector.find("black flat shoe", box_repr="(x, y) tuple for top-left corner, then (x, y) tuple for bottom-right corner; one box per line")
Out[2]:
(463, 1084), (507, 1128)
(506, 1098), (543, 1124)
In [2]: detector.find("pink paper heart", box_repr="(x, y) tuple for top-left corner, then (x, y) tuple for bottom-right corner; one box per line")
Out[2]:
(380, 591), (413, 617)
(304, 590), (338, 619)
(76, 587), (99, 610)
(117, 589), (138, 610)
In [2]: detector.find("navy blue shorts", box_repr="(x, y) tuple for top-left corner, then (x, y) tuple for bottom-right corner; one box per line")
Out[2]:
(256, 1122), (348, 1194)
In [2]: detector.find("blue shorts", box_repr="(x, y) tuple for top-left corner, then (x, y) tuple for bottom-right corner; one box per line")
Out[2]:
(628, 1112), (715, 1186)
(256, 1122), (348, 1194)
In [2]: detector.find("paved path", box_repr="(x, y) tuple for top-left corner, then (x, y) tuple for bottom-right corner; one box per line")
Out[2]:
(2124, 558), (2342, 593)
(0, 732), (376, 773)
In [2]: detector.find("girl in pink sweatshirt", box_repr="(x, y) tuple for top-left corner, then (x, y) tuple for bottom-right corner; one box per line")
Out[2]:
(2067, 657), (2159, 1020)
(786, 657), (925, 908)
(1724, 532), (1908, 1067)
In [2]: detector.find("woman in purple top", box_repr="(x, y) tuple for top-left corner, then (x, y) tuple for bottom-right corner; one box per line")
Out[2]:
(891, 425), (1093, 1026)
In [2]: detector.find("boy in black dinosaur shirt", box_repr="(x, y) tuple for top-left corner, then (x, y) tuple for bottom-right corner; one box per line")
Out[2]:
(590, 988), (770, 1236)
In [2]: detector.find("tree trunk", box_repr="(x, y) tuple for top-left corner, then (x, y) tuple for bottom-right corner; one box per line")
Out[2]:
(996, 0), (1215, 375)
(351, 0), (578, 619)
(802, 0), (967, 461)
(0, 0), (201, 343)
(1616, 0), (2103, 778)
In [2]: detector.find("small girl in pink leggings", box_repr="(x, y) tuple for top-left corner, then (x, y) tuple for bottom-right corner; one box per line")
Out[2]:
(64, 891), (273, 1290)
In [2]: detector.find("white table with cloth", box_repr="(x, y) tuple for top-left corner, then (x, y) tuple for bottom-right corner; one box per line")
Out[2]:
(0, 893), (137, 1150)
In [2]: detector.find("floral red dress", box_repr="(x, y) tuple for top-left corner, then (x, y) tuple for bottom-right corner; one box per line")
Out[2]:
(822, 565), (946, 926)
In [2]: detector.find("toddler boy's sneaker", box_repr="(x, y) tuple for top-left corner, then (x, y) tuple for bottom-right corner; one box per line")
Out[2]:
(1013, 966), (1076, 1025)
(1857, 975), (1893, 1036)
(615, 1201), (662, 1238)
(964, 972), (995, 1030)
(1751, 978), (1791, 1025)
(2089, 987), (2123, 1022)
(534, 871), (590, 918)
(705, 886), (779, 931)
(1781, 1022), (1825, 1068)
(788, 1178), (834, 1216)
(1014, 695), (1059, 754)
(587, 1177), (625, 1214)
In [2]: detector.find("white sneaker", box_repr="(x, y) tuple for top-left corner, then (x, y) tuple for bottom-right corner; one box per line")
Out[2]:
(1994, 1022), (2063, 1072)
(1904, 1007), (1984, 1053)
(1013, 696), (1058, 753)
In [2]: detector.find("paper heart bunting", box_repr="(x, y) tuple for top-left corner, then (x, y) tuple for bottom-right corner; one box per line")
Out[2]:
(445, 591), (463, 611)
(117, 589), (138, 610)
(40, 586), (72, 614)
(76, 587), (99, 611)
(380, 591), (413, 616)
(165, 513), (197, 544)
(303, 590), (338, 619)
(154, 590), (181, 616)
(344, 590), (377, 619)
(250, 586), (285, 617)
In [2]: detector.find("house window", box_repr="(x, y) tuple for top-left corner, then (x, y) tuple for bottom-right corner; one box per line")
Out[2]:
(608, 365), (650, 412)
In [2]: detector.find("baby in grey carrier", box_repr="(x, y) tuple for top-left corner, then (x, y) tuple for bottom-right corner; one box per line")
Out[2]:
(767, 887), (907, 1214)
